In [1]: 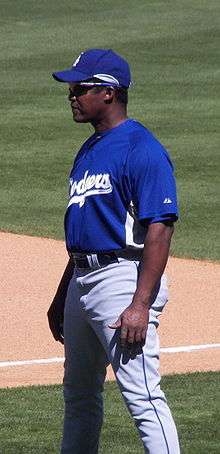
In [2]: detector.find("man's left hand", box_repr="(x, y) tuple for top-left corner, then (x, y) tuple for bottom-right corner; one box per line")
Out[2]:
(109, 302), (149, 348)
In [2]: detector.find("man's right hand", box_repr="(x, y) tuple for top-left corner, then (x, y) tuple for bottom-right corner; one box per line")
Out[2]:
(47, 298), (65, 344)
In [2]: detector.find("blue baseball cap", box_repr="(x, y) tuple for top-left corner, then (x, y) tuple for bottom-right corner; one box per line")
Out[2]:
(52, 49), (131, 88)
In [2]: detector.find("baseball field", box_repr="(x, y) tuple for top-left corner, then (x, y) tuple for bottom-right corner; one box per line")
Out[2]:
(0, 0), (220, 453)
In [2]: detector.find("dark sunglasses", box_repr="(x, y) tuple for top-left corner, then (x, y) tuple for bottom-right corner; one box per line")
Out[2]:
(68, 83), (115, 99)
(68, 85), (96, 99)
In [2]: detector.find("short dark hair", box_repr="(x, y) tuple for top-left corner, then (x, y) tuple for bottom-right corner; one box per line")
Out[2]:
(114, 87), (128, 105)
(93, 85), (128, 106)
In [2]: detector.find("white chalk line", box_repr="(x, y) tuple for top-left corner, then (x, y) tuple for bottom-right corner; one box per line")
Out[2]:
(0, 357), (64, 368)
(161, 343), (220, 353)
(0, 343), (220, 369)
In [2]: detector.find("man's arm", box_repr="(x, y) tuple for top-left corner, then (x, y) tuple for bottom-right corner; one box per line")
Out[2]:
(47, 258), (74, 344)
(109, 222), (174, 347)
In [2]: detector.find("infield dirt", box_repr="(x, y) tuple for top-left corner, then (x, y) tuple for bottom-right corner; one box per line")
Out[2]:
(1, 232), (219, 387)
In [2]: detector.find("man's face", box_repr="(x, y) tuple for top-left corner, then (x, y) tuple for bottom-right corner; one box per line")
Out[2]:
(68, 83), (107, 123)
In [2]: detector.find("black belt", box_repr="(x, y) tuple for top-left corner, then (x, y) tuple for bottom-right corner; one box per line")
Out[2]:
(68, 250), (142, 269)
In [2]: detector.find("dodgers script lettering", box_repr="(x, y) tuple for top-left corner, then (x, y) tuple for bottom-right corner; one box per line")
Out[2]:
(68, 170), (113, 207)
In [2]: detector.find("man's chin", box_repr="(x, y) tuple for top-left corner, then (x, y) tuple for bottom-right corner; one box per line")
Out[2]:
(73, 116), (89, 124)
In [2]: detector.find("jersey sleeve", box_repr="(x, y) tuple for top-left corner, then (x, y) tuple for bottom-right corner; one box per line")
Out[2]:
(126, 138), (178, 224)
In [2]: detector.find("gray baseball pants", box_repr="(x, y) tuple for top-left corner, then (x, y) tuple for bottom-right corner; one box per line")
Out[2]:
(61, 258), (180, 454)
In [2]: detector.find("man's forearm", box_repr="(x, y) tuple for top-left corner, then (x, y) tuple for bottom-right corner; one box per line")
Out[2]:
(133, 223), (174, 307)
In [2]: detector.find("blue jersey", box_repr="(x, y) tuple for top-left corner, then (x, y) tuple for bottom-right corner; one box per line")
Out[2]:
(64, 119), (178, 252)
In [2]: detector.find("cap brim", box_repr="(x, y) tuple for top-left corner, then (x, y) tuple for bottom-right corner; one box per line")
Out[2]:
(52, 69), (91, 83)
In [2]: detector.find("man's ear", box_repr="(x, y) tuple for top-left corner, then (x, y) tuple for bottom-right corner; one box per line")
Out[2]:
(104, 87), (114, 104)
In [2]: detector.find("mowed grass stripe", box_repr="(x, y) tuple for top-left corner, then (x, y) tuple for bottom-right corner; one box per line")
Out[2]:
(0, 371), (219, 453)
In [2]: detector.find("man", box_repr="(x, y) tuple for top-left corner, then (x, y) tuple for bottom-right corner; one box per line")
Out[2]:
(48, 48), (180, 454)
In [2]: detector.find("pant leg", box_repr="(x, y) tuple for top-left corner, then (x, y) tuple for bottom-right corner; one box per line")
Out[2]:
(112, 320), (180, 454)
(81, 260), (180, 454)
(61, 272), (108, 454)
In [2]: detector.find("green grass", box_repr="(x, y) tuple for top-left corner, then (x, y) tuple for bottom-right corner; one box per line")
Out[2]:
(0, 1), (219, 259)
(0, 371), (219, 453)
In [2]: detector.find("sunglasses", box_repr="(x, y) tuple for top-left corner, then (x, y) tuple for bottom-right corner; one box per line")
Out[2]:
(68, 83), (115, 99)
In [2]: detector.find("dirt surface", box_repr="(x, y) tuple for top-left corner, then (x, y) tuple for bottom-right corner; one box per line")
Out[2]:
(0, 232), (219, 388)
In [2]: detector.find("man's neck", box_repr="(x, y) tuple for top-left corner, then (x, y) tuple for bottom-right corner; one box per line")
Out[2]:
(92, 110), (128, 133)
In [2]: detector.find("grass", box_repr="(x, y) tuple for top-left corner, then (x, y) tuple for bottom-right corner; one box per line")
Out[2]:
(0, 371), (219, 453)
(0, 0), (219, 259)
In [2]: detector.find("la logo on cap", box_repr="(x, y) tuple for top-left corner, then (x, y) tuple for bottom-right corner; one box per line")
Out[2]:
(72, 52), (84, 67)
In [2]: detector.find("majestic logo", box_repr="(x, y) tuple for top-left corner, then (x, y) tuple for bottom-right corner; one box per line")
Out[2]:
(163, 197), (172, 204)
(72, 52), (84, 67)
(68, 171), (113, 208)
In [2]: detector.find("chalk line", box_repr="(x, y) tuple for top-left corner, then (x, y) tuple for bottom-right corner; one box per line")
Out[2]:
(0, 343), (220, 368)
(161, 343), (220, 353)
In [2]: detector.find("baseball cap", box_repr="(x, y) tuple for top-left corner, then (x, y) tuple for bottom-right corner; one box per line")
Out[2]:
(52, 49), (131, 89)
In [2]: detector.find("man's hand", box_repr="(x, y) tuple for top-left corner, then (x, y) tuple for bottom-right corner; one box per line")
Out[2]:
(109, 302), (149, 348)
(109, 222), (173, 347)
(109, 223), (174, 349)
(47, 297), (65, 344)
